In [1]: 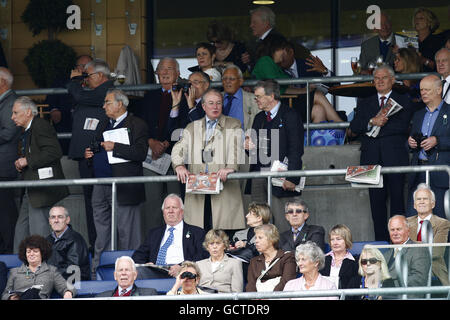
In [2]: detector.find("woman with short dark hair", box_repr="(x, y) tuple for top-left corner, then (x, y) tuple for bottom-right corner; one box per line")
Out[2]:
(2, 235), (76, 300)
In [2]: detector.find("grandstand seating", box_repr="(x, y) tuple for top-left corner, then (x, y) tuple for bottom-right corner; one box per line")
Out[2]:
(349, 241), (390, 256)
(0, 254), (21, 270)
(95, 250), (134, 280)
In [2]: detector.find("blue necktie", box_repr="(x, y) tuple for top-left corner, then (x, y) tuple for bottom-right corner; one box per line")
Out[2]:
(223, 95), (234, 116)
(156, 227), (175, 265)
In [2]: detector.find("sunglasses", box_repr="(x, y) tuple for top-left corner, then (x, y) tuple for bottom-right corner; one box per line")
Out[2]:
(180, 271), (197, 280)
(286, 209), (308, 214)
(361, 258), (379, 265)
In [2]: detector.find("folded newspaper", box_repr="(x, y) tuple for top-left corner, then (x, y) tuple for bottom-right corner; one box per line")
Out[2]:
(366, 98), (403, 138)
(270, 160), (304, 193)
(185, 172), (224, 194)
(345, 165), (383, 188)
(142, 149), (171, 175)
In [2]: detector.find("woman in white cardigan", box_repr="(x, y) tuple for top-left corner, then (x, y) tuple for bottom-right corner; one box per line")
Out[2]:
(197, 229), (243, 293)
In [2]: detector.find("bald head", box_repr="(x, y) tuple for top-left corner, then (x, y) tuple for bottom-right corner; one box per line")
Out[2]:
(388, 215), (410, 244)
(420, 74), (443, 108)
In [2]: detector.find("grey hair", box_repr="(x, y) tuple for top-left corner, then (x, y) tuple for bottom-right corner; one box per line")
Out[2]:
(161, 193), (185, 210)
(434, 47), (449, 61)
(223, 64), (243, 79)
(284, 200), (309, 214)
(413, 183), (436, 202)
(49, 206), (70, 218)
(254, 79), (281, 101)
(373, 64), (395, 78)
(200, 88), (223, 105)
(250, 6), (276, 28)
(15, 96), (38, 116)
(295, 241), (325, 270)
(85, 58), (110, 77)
(0, 67), (13, 87)
(114, 256), (137, 272)
(157, 57), (180, 73)
(189, 70), (211, 84)
(107, 89), (129, 108)
(388, 215), (409, 230)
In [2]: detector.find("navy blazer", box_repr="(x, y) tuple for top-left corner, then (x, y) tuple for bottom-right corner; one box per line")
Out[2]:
(279, 223), (326, 252)
(248, 103), (304, 198)
(408, 102), (450, 188)
(349, 91), (414, 166)
(132, 222), (208, 264)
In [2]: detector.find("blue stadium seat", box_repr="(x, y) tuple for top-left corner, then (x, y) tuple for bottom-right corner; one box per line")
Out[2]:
(135, 278), (176, 295)
(0, 254), (22, 269)
(96, 250), (134, 280)
(323, 243), (331, 254)
(349, 241), (389, 256)
(76, 280), (117, 297)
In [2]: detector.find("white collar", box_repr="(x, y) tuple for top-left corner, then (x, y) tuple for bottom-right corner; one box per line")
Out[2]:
(112, 111), (128, 127)
(260, 28), (272, 40)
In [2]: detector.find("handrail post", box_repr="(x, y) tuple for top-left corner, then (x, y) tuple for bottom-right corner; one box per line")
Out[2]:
(306, 81), (310, 146)
(395, 249), (409, 300)
(267, 176), (272, 207)
(111, 182), (117, 251)
(421, 220), (434, 299)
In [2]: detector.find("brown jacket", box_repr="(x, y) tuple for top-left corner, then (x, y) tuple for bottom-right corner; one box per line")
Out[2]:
(246, 249), (297, 292)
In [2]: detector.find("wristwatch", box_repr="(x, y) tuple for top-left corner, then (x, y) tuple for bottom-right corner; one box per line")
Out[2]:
(369, 119), (374, 126)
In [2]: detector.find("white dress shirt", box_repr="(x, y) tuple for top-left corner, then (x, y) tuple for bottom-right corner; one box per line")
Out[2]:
(160, 221), (185, 265)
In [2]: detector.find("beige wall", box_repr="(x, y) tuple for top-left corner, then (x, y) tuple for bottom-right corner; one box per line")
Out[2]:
(0, 0), (148, 94)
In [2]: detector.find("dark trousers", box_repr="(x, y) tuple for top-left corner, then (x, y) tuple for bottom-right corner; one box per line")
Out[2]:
(0, 177), (18, 254)
(78, 159), (96, 248)
(204, 194), (212, 232)
(369, 172), (406, 241)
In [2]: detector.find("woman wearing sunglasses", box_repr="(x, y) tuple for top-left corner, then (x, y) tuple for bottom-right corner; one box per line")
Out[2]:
(166, 261), (208, 295)
(320, 224), (360, 291)
(357, 247), (394, 300)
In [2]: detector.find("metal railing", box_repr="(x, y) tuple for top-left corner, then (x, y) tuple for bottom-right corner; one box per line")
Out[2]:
(67, 285), (450, 300)
(16, 72), (434, 144)
(0, 165), (448, 250)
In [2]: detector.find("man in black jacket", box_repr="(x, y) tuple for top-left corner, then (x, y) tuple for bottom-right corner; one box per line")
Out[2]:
(132, 194), (208, 279)
(245, 80), (304, 233)
(46, 206), (90, 280)
(279, 200), (325, 252)
(85, 89), (148, 272)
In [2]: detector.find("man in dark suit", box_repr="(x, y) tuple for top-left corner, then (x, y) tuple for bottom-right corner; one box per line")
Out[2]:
(132, 194), (208, 279)
(407, 74), (450, 219)
(0, 67), (21, 253)
(66, 58), (114, 250)
(359, 12), (396, 72)
(279, 200), (325, 252)
(383, 215), (430, 298)
(85, 89), (148, 271)
(349, 65), (414, 241)
(136, 57), (181, 231)
(245, 79), (304, 233)
(11, 96), (69, 253)
(96, 256), (157, 297)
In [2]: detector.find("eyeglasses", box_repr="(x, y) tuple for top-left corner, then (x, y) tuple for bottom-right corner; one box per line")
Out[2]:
(180, 271), (197, 279)
(361, 258), (379, 265)
(254, 94), (267, 100)
(87, 72), (98, 78)
(286, 209), (308, 214)
(222, 77), (238, 82)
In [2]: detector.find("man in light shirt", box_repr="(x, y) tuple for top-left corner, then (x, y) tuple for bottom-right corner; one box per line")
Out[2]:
(407, 184), (450, 285)
(435, 48), (450, 104)
(132, 194), (208, 279)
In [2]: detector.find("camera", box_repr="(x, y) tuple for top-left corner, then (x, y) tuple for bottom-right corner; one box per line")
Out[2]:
(172, 80), (191, 93)
(202, 149), (214, 163)
(180, 271), (197, 280)
(412, 132), (427, 149)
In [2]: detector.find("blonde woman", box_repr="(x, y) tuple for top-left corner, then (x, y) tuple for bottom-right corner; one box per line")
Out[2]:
(197, 230), (243, 293)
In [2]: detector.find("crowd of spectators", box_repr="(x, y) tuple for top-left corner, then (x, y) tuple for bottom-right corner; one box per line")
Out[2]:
(0, 5), (449, 300)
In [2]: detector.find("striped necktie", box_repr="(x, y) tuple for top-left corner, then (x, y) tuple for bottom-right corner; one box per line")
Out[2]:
(156, 227), (175, 265)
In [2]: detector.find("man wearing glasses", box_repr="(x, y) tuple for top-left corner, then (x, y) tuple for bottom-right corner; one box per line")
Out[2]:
(279, 200), (325, 252)
(66, 58), (114, 252)
(245, 79), (304, 233)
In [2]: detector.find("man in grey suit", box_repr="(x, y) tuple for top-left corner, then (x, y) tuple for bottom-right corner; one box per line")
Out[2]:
(0, 67), (21, 253)
(383, 215), (431, 297)
(96, 256), (157, 297)
(359, 12), (396, 72)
